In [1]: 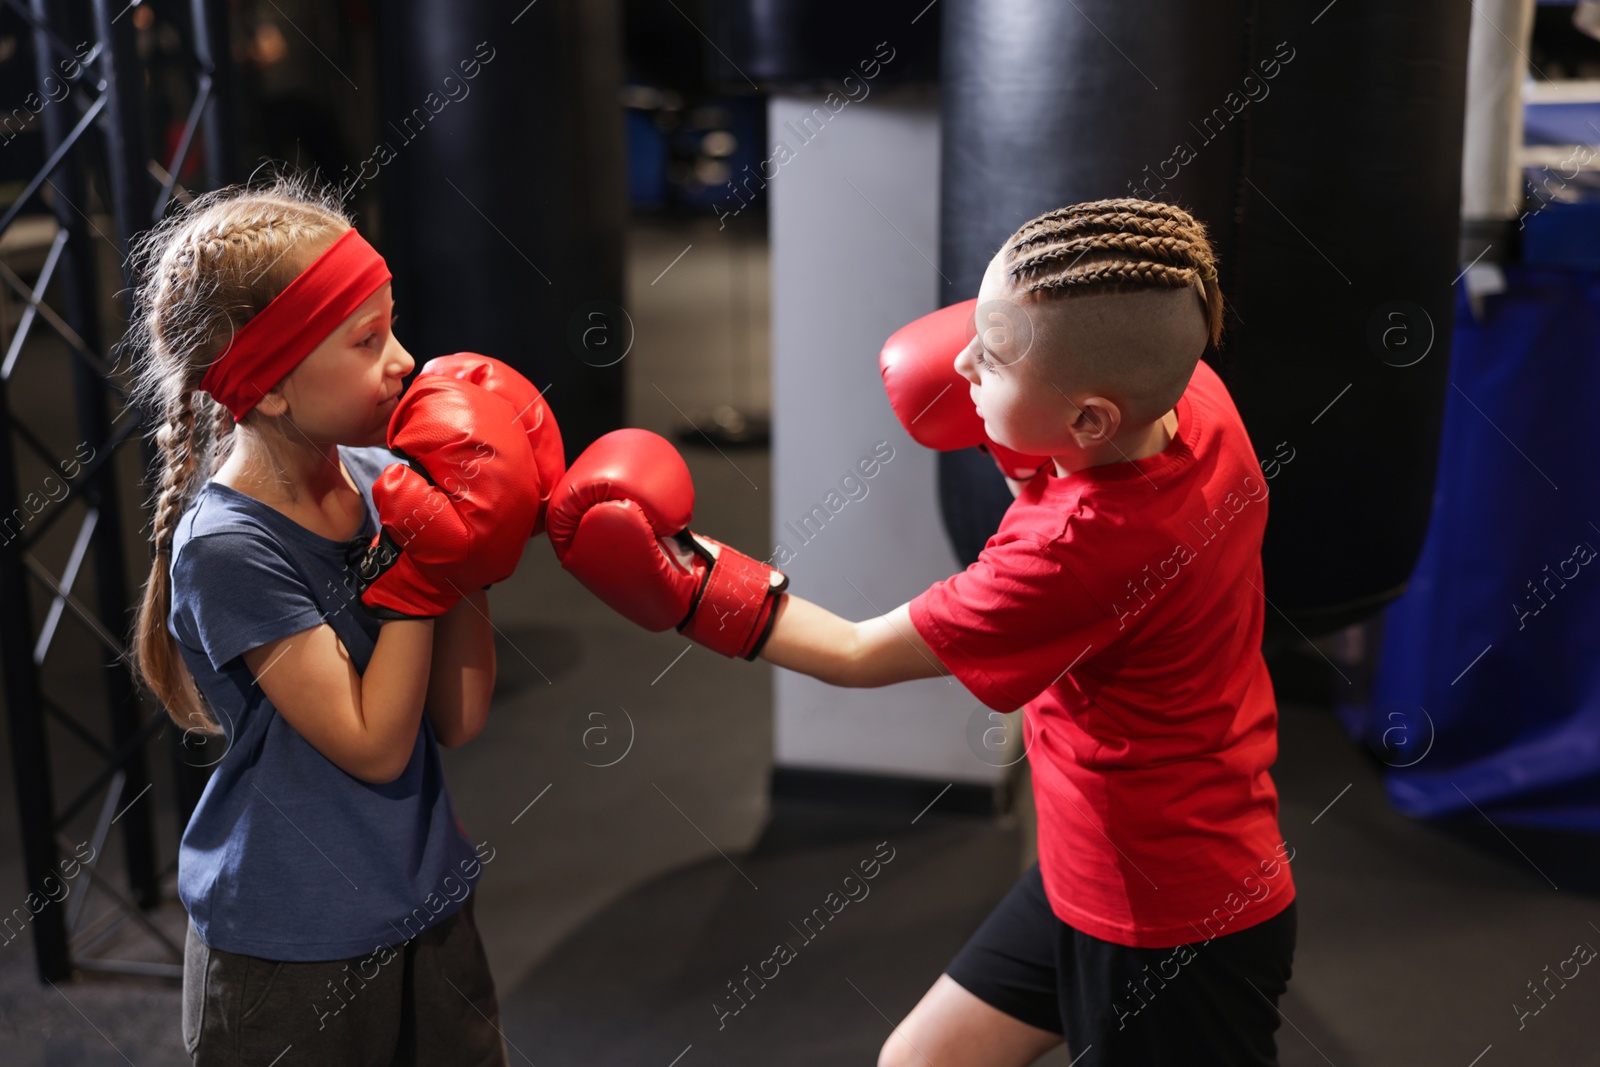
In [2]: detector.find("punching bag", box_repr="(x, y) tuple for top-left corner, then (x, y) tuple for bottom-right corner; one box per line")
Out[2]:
(705, 0), (940, 88)
(940, 0), (1470, 648)
(374, 0), (627, 456)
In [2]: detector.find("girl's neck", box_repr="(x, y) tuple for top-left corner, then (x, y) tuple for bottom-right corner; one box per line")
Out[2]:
(214, 429), (365, 540)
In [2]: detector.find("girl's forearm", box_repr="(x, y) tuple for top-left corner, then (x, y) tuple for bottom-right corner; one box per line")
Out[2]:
(425, 590), (495, 746)
(358, 618), (437, 779)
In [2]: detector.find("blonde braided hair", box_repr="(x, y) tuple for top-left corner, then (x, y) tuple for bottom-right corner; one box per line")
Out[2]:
(124, 173), (352, 734)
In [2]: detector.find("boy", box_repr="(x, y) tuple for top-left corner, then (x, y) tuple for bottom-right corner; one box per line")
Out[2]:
(549, 198), (1296, 1067)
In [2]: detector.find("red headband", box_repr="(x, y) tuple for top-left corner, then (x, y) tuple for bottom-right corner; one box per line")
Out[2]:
(200, 228), (392, 421)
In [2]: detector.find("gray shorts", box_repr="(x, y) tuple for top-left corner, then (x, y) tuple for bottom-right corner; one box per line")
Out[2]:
(182, 893), (507, 1066)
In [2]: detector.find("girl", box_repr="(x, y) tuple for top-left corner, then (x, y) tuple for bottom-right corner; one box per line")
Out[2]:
(128, 175), (507, 1066)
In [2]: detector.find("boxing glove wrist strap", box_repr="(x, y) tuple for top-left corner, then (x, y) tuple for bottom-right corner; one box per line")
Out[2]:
(351, 529), (456, 620)
(675, 533), (789, 660)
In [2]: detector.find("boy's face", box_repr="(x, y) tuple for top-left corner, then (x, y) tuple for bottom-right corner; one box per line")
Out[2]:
(954, 251), (1080, 458)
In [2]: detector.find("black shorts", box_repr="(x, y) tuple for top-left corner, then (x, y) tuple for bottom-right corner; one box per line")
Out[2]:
(182, 894), (506, 1066)
(945, 863), (1296, 1067)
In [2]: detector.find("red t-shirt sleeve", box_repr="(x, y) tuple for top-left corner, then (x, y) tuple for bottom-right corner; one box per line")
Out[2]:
(910, 525), (1121, 713)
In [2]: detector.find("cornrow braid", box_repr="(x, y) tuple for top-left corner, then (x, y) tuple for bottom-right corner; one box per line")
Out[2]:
(1010, 197), (1202, 242)
(1004, 198), (1224, 346)
(1009, 210), (1198, 254)
(1011, 233), (1198, 276)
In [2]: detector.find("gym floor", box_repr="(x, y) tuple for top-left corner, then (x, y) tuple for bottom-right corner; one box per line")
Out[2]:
(0, 217), (1594, 1065)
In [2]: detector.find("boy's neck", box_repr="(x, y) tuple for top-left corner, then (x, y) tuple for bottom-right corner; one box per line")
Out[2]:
(1053, 407), (1179, 476)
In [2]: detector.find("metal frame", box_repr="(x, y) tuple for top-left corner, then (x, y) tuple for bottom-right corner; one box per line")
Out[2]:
(0, 0), (233, 982)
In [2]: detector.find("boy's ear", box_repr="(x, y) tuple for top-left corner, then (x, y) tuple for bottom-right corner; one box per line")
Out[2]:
(1071, 396), (1120, 444)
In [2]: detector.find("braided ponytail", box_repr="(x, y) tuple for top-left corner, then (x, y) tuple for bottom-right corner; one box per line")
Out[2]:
(137, 381), (210, 730)
(124, 172), (351, 733)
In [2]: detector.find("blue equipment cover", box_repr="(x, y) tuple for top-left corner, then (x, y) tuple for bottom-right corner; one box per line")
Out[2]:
(1347, 260), (1600, 830)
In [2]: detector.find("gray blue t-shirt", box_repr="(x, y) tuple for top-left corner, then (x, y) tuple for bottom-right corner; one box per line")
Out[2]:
(169, 445), (481, 961)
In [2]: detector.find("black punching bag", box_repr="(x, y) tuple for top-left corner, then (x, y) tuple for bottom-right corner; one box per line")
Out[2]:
(375, 0), (626, 456)
(939, 0), (1469, 648)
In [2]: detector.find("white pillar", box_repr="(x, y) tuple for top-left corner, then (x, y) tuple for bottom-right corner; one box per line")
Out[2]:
(768, 89), (1002, 785)
(1459, 0), (1535, 312)
(1461, 0), (1534, 221)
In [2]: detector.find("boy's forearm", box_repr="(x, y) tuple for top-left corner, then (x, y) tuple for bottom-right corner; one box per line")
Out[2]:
(759, 595), (949, 687)
(425, 590), (496, 746)
(759, 595), (864, 686)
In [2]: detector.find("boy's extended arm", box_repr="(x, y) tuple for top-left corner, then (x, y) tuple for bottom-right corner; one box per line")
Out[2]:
(758, 596), (951, 687)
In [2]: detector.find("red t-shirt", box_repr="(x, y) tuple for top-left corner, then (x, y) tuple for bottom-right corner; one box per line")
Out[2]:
(910, 359), (1294, 948)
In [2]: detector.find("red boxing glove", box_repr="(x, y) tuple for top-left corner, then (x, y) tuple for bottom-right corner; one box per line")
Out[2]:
(546, 429), (787, 659)
(417, 353), (565, 536)
(879, 298), (1052, 482)
(356, 376), (541, 619)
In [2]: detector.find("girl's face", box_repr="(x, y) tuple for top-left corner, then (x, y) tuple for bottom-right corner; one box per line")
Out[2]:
(272, 283), (412, 448)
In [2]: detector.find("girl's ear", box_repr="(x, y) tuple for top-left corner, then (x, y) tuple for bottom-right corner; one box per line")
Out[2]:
(254, 390), (289, 418)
